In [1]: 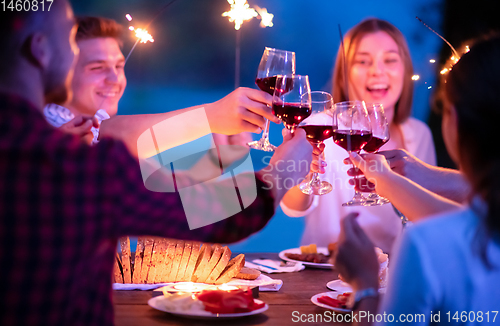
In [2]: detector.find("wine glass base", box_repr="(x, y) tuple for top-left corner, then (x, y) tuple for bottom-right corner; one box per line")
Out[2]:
(342, 198), (367, 206)
(362, 194), (391, 206)
(247, 138), (276, 152)
(299, 181), (333, 195)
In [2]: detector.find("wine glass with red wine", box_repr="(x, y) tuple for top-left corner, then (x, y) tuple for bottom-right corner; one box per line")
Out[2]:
(298, 91), (334, 195)
(272, 74), (311, 133)
(362, 103), (391, 206)
(332, 101), (372, 206)
(248, 47), (296, 152)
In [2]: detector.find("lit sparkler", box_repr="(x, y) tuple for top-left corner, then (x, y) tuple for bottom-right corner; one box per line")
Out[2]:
(124, 14), (155, 63)
(222, 1), (274, 88)
(126, 14), (154, 44)
(222, 0), (257, 31)
(416, 16), (458, 58)
(416, 16), (471, 77)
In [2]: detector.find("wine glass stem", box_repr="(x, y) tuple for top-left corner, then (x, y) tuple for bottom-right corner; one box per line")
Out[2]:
(261, 119), (270, 141)
(309, 172), (320, 186)
(351, 151), (364, 199)
(309, 142), (323, 185)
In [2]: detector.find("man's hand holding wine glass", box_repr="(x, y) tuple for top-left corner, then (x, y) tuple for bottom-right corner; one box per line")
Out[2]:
(204, 87), (281, 136)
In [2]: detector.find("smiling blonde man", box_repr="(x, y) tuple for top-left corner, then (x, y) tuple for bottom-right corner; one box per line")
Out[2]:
(43, 16), (124, 144)
(44, 16), (281, 151)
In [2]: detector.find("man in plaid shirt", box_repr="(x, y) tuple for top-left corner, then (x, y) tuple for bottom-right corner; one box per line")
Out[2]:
(0, 2), (313, 325)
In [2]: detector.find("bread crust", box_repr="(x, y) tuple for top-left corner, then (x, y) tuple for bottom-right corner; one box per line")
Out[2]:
(236, 267), (261, 280)
(150, 238), (168, 283)
(132, 237), (145, 284)
(175, 241), (192, 282)
(197, 244), (223, 283)
(183, 241), (200, 282)
(119, 237), (132, 284)
(114, 252), (124, 284)
(191, 243), (211, 282)
(205, 246), (231, 284)
(167, 240), (184, 282)
(214, 253), (245, 284)
(139, 237), (155, 284)
(158, 239), (176, 283)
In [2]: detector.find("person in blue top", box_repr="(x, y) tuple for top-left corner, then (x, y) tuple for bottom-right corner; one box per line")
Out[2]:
(335, 34), (500, 325)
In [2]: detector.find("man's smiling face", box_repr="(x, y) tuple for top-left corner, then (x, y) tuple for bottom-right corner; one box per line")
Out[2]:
(67, 37), (126, 117)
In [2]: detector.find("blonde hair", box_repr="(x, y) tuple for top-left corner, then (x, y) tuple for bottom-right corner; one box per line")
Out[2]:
(332, 18), (414, 124)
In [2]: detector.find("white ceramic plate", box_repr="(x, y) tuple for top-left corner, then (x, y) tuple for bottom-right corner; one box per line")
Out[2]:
(279, 247), (333, 269)
(326, 279), (353, 292)
(311, 292), (351, 313)
(148, 296), (268, 320)
(326, 279), (386, 294)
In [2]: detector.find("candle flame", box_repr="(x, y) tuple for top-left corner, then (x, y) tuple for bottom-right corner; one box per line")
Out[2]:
(218, 284), (239, 291)
(222, 0), (257, 30)
(254, 5), (274, 28)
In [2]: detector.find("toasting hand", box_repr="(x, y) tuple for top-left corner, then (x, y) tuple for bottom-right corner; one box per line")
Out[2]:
(205, 87), (281, 135)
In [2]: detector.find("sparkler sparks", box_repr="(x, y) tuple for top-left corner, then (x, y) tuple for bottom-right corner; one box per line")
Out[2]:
(222, 0), (257, 30)
(134, 28), (155, 44)
(126, 14), (154, 44)
(411, 75), (420, 81)
(254, 5), (274, 28)
(124, 14), (155, 63)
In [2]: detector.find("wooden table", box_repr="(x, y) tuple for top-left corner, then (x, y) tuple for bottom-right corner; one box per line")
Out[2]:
(114, 253), (351, 325)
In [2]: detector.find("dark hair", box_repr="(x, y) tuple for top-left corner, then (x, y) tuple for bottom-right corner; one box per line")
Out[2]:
(76, 16), (123, 45)
(0, 1), (65, 75)
(332, 18), (414, 124)
(443, 34), (500, 239)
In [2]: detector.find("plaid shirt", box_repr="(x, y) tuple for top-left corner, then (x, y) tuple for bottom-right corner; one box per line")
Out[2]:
(0, 93), (275, 326)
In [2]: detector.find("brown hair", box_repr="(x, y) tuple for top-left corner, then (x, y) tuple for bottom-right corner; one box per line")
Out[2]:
(76, 16), (123, 45)
(443, 34), (500, 240)
(332, 18), (414, 124)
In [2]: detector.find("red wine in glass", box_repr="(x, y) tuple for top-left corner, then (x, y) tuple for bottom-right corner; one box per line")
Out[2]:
(256, 76), (294, 96)
(363, 136), (389, 153)
(332, 130), (372, 152)
(299, 125), (333, 143)
(272, 102), (311, 128)
(255, 76), (278, 95)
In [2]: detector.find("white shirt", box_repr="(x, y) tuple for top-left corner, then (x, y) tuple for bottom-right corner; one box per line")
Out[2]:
(377, 198), (500, 325)
(43, 104), (110, 145)
(281, 117), (437, 253)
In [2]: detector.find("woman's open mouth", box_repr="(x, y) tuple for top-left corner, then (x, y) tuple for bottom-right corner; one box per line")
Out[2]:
(366, 84), (389, 99)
